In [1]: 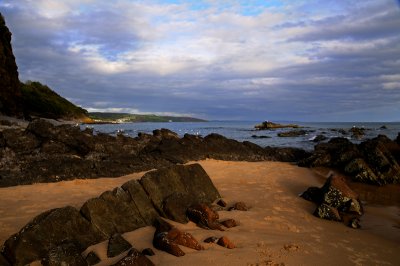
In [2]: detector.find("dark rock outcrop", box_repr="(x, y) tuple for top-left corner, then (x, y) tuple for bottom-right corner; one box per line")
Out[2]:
(0, 120), (309, 187)
(107, 234), (132, 258)
(80, 187), (149, 238)
(152, 218), (204, 257)
(112, 249), (155, 266)
(1, 164), (224, 265)
(2, 206), (103, 266)
(140, 164), (221, 223)
(217, 236), (235, 249)
(255, 121), (300, 130)
(277, 130), (307, 137)
(0, 13), (23, 117)
(41, 241), (88, 266)
(313, 134), (327, 143)
(301, 174), (363, 227)
(300, 135), (400, 185)
(86, 251), (101, 266)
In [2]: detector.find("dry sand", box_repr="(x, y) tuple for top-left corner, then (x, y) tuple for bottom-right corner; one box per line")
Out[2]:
(0, 160), (399, 265)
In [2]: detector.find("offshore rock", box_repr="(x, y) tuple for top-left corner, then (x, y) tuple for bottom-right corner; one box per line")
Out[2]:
(277, 130), (307, 138)
(255, 121), (300, 130)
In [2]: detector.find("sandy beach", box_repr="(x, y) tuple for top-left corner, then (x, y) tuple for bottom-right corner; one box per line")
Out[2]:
(0, 160), (399, 265)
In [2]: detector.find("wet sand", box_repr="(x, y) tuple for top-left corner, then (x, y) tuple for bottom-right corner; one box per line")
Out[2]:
(0, 160), (399, 265)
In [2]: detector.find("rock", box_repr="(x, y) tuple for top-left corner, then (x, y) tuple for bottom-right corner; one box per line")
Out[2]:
(350, 127), (365, 139)
(0, 254), (11, 266)
(203, 236), (219, 243)
(220, 219), (238, 228)
(2, 206), (103, 266)
(299, 187), (323, 204)
(153, 128), (179, 140)
(217, 236), (235, 249)
(85, 251), (101, 266)
(2, 128), (40, 153)
(121, 180), (159, 225)
(313, 134), (327, 142)
(112, 249), (155, 266)
(277, 130), (307, 137)
(0, 13), (23, 117)
(107, 233), (132, 258)
(255, 121), (300, 130)
(216, 199), (227, 207)
(141, 248), (155, 256)
(302, 174), (363, 227)
(313, 203), (341, 221)
(380, 125), (387, 129)
(229, 202), (249, 211)
(140, 164), (221, 222)
(187, 204), (224, 231)
(251, 135), (271, 139)
(152, 218), (204, 257)
(41, 241), (88, 266)
(80, 187), (149, 238)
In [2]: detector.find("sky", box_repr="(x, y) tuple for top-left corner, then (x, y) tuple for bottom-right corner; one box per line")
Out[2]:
(1, 0), (400, 121)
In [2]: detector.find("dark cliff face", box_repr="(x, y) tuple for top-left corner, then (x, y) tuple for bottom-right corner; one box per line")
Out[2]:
(0, 13), (22, 117)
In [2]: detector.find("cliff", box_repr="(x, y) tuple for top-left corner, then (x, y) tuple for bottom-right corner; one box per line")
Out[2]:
(0, 13), (22, 117)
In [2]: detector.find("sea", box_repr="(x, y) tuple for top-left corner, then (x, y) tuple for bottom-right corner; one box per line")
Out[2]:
(83, 121), (400, 151)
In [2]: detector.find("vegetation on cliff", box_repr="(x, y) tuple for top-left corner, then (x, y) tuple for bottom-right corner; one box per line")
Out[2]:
(88, 112), (206, 123)
(20, 81), (91, 121)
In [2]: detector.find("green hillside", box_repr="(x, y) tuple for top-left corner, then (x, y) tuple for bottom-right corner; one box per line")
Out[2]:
(88, 112), (207, 123)
(21, 81), (91, 121)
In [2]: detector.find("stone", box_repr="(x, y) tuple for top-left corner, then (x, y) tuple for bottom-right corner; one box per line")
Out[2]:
(203, 237), (219, 243)
(187, 204), (224, 231)
(121, 180), (159, 225)
(86, 251), (101, 266)
(229, 202), (249, 211)
(217, 236), (235, 249)
(152, 218), (204, 257)
(277, 130), (307, 137)
(255, 121), (300, 130)
(2, 206), (103, 266)
(0, 254), (11, 266)
(140, 164), (221, 222)
(299, 187), (323, 204)
(220, 219), (238, 228)
(141, 248), (155, 256)
(80, 187), (148, 238)
(112, 249), (155, 266)
(216, 199), (227, 207)
(350, 127), (365, 139)
(313, 135), (327, 142)
(313, 204), (341, 221)
(41, 241), (88, 266)
(107, 234), (132, 258)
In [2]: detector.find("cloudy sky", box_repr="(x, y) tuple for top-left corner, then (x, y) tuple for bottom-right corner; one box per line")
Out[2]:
(1, 0), (400, 121)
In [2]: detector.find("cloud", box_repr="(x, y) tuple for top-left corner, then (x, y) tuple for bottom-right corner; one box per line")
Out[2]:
(1, 0), (400, 121)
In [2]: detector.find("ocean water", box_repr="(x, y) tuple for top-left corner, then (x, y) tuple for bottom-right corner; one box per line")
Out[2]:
(83, 121), (400, 151)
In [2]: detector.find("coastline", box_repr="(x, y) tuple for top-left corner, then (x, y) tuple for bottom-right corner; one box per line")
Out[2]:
(1, 160), (399, 265)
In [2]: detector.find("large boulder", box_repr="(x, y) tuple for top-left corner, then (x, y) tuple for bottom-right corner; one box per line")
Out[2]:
(41, 241), (88, 266)
(140, 164), (221, 223)
(1, 206), (103, 266)
(80, 187), (149, 238)
(301, 174), (363, 227)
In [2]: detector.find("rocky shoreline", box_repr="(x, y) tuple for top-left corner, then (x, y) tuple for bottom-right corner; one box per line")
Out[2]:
(0, 118), (309, 187)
